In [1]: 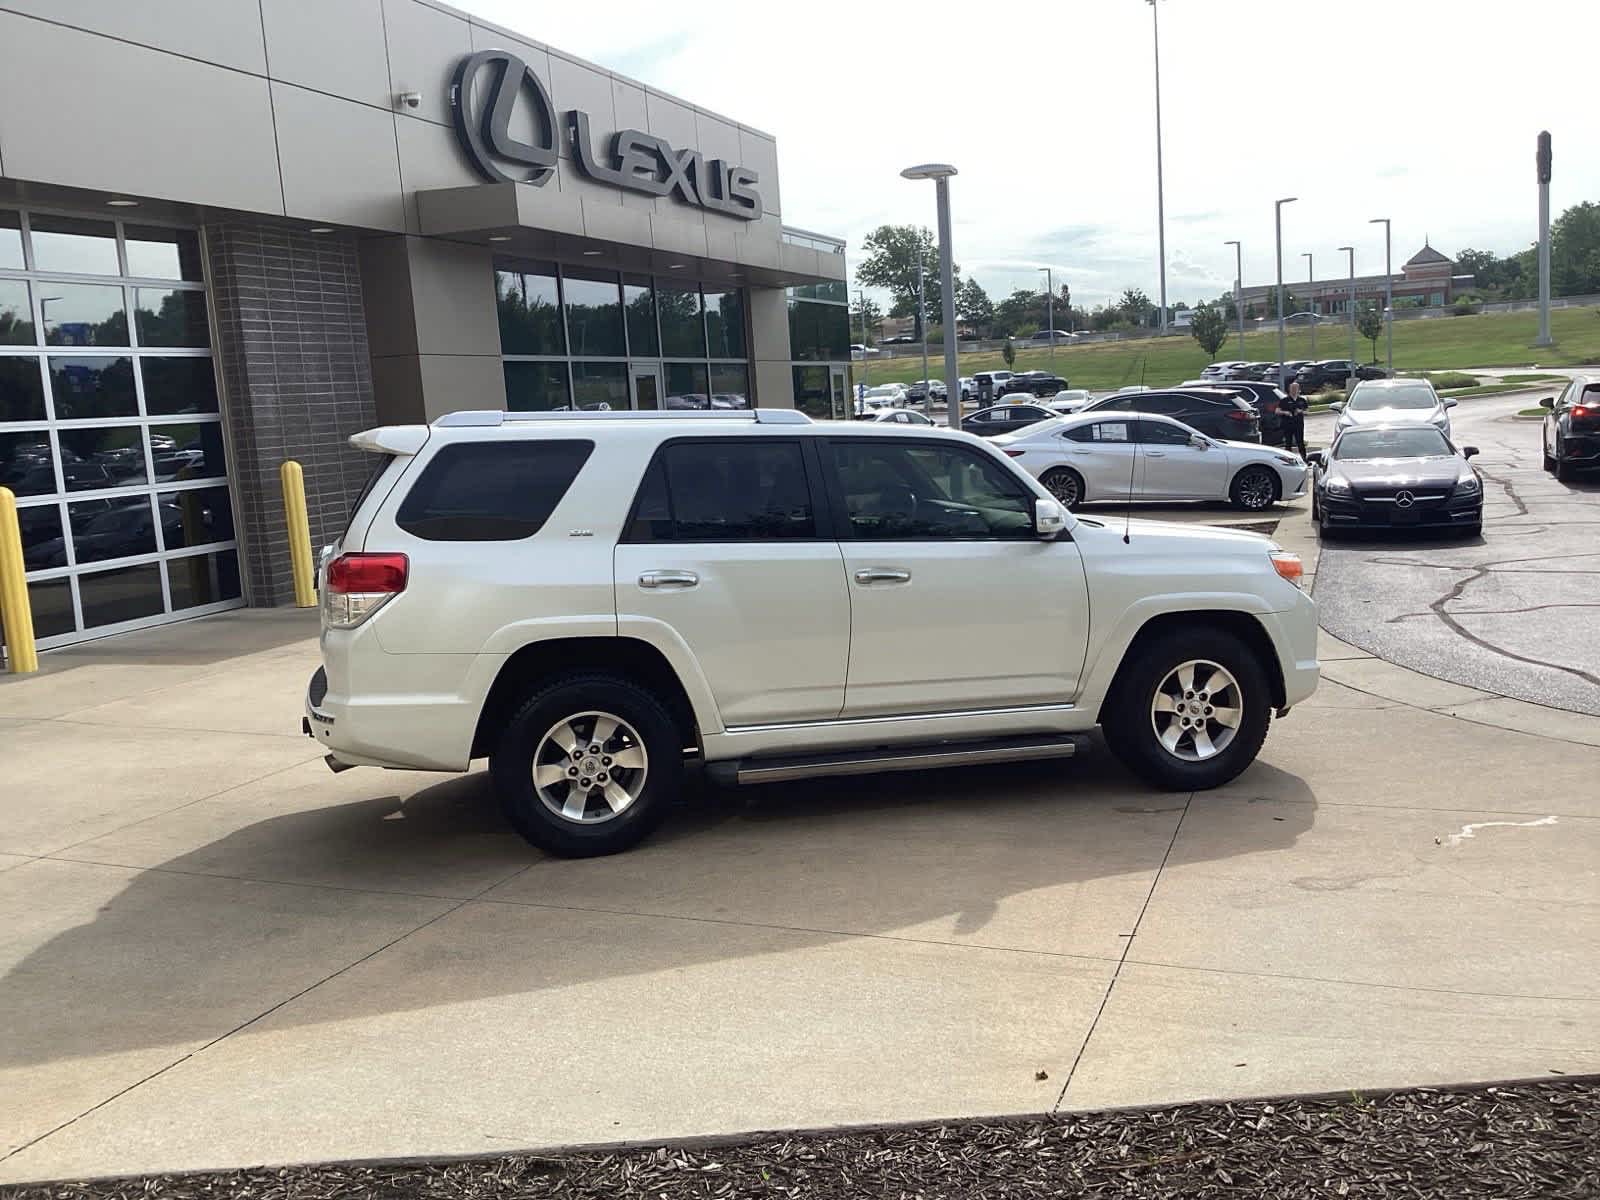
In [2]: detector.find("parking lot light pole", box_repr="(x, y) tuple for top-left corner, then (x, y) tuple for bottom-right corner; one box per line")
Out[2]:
(1369, 217), (1392, 374)
(918, 262), (931, 417)
(1338, 245), (1356, 390)
(1223, 240), (1244, 357)
(1148, 0), (1168, 334)
(1275, 197), (1297, 391)
(901, 164), (962, 428)
(1301, 252), (1316, 359)
(1040, 266), (1054, 374)
(855, 288), (870, 395)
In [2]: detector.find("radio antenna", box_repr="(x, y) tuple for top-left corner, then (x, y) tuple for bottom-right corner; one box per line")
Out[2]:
(1124, 354), (1147, 544)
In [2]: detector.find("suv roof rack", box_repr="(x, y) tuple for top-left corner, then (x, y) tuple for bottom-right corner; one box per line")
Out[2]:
(433, 408), (812, 428)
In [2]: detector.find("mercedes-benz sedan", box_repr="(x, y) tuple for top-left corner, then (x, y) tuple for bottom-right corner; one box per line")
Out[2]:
(1310, 423), (1482, 537)
(1331, 378), (1457, 438)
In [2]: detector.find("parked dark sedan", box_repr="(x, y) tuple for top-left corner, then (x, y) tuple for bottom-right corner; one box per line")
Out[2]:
(961, 402), (1055, 438)
(1296, 359), (1386, 391)
(999, 372), (1069, 398)
(1541, 374), (1600, 481)
(1085, 387), (1261, 442)
(1310, 423), (1482, 537)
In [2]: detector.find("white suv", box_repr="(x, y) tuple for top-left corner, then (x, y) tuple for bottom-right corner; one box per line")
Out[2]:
(307, 409), (1318, 856)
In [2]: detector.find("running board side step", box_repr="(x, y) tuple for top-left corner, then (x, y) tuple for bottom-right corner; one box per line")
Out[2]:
(709, 734), (1082, 787)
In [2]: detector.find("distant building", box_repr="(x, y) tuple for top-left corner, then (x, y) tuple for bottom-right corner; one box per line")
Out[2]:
(1236, 241), (1474, 316)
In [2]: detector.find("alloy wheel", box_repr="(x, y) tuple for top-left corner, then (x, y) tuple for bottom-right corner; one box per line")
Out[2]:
(1044, 470), (1081, 508)
(1149, 659), (1243, 762)
(1237, 468), (1275, 510)
(532, 710), (649, 824)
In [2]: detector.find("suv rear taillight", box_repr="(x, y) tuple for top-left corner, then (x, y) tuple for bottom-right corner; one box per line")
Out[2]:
(1226, 409), (1255, 422)
(323, 552), (408, 629)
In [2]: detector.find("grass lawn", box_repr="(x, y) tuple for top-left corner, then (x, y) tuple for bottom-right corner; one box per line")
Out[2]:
(851, 306), (1600, 392)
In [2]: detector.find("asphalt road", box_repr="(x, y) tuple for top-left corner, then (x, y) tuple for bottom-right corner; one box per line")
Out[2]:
(1312, 391), (1600, 715)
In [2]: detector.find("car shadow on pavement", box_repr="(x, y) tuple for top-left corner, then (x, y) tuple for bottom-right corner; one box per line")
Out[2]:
(2, 742), (1316, 1072)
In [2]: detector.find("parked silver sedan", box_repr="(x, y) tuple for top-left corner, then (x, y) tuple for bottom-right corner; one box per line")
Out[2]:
(993, 410), (1308, 511)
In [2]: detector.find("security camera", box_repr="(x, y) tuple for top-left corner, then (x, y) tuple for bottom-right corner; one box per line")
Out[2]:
(397, 91), (422, 109)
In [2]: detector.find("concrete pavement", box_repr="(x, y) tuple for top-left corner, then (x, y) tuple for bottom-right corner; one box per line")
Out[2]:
(0, 516), (1596, 1183)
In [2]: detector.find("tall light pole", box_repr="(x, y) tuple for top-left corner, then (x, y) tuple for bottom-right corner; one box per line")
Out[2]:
(901, 163), (962, 428)
(855, 288), (870, 397)
(1223, 240), (1244, 356)
(1148, 0), (1168, 334)
(1274, 197), (1297, 390)
(1369, 217), (1392, 375)
(1301, 251), (1316, 359)
(1337, 245), (1355, 390)
(1535, 131), (1553, 347)
(1040, 266), (1054, 374)
(917, 261), (931, 416)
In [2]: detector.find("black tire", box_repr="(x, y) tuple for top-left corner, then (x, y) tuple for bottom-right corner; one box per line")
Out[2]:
(490, 672), (683, 857)
(1229, 465), (1279, 511)
(1040, 467), (1085, 509)
(1555, 445), (1574, 483)
(1542, 439), (1556, 472)
(1101, 626), (1272, 791)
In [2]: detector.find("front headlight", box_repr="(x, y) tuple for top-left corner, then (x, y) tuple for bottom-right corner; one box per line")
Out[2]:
(1324, 475), (1353, 496)
(1273, 453), (1301, 467)
(1455, 474), (1481, 495)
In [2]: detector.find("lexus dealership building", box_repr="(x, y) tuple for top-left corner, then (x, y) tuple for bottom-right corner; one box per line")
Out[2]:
(0, 0), (851, 650)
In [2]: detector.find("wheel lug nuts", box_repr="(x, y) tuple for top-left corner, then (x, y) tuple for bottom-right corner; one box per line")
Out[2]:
(588, 744), (600, 754)
(568, 766), (578, 776)
(580, 777), (591, 788)
(597, 773), (608, 784)
(601, 756), (612, 766)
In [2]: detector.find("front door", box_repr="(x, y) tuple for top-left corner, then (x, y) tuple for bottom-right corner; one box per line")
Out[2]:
(630, 363), (663, 411)
(822, 437), (1090, 716)
(1136, 418), (1230, 499)
(829, 366), (849, 420)
(613, 438), (849, 726)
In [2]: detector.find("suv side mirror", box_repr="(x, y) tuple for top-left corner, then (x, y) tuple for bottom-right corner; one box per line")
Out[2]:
(1328, 402), (1345, 413)
(1308, 450), (1327, 468)
(1540, 396), (1555, 409)
(1462, 445), (1480, 458)
(1444, 398), (1459, 409)
(1034, 497), (1068, 537)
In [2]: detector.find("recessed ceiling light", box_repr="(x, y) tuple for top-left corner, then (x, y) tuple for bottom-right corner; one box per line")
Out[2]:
(488, 235), (512, 242)
(308, 226), (334, 234)
(668, 263), (686, 270)
(582, 249), (603, 256)
(106, 199), (139, 208)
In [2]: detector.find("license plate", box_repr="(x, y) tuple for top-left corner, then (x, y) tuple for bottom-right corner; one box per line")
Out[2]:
(1390, 508), (1421, 524)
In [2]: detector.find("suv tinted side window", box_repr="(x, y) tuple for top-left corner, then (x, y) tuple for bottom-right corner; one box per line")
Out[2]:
(829, 440), (1033, 540)
(624, 440), (816, 542)
(395, 440), (593, 541)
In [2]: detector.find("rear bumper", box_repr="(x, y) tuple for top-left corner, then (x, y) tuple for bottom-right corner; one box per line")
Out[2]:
(1559, 434), (1600, 465)
(304, 660), (485, 773)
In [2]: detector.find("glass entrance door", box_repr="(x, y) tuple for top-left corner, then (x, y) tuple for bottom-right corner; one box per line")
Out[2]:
(829, 366), (848, 420)
(630, 362), (663, 411)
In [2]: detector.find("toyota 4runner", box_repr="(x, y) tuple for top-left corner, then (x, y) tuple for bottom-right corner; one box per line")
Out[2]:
(306, 408), (1318, 856)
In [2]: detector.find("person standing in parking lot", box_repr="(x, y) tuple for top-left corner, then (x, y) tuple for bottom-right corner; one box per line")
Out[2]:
(1283, 380), (1310, 459)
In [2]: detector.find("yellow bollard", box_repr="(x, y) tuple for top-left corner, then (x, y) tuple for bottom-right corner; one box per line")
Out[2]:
(0, 486), (39, 674)
(279, 460), (318, 609)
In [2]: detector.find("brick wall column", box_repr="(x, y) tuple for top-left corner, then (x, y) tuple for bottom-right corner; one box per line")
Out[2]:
(206, 223), (378, 606)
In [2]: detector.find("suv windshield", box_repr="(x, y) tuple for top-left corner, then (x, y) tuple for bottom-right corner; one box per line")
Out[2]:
(1350, 384), (1436, 410)
(1335, 427), (1452, 459)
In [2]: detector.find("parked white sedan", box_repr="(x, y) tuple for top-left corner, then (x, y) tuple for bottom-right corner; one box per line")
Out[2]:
(993, 410), (1308, 511)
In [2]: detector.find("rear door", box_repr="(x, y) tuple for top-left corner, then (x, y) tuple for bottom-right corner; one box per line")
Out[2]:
(821, 436), (1089, 715)
(613, 438), (850, 726)
(1061, 417), (1143, 499)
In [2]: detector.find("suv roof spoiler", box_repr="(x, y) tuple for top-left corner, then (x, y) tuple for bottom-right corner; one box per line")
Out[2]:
(349, 425), (429, 455)
(432, 409), (813, 427)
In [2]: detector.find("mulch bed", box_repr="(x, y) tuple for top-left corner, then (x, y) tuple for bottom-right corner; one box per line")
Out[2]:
(8, 1079), (1597, 1199)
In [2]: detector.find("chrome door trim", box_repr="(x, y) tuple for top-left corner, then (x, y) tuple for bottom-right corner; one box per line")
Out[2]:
(722, 701), (1076, 735)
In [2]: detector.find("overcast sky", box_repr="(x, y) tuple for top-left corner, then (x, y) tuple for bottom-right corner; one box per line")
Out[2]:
(461, 0), (1600, 310)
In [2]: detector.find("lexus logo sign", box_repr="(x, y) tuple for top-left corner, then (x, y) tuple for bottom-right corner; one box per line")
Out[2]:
(450, 50), (558, 185)
(449, 50), (762, 221)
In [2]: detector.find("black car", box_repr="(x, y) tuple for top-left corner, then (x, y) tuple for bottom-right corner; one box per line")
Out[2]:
(1085, 388), (1261, 442)
(1000, 372), (1069, 398)
(1296, 359), (1385, 391)
(1309, 423), (1482, 537)
(961, 402), (1055, 438)
(1541, 374), (1600, 481)
(1238, 362), (1276, 381)
(1182, 379), (1287, 445)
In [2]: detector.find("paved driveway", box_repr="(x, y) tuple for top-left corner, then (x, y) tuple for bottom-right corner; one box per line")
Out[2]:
(1, 516), (1597, 1183)
(1313, 392), (1600, 714)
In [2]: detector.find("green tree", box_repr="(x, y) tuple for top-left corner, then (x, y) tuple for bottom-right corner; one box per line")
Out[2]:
(856, 225), (959, 339)
(1188, 303), (1228, 360)
(1119, 287), (1152, 326)
(1001, 336), (1016, 368)
(1552, 200), (1600, 296)
(956, 277), (994, 333)
(1356, 302), (1384, 362)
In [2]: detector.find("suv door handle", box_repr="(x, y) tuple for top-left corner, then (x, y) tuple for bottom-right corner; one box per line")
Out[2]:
(854, 567), (911, 585)
(638, 570), (699, 589)
(1144, 451), (1166, 457)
